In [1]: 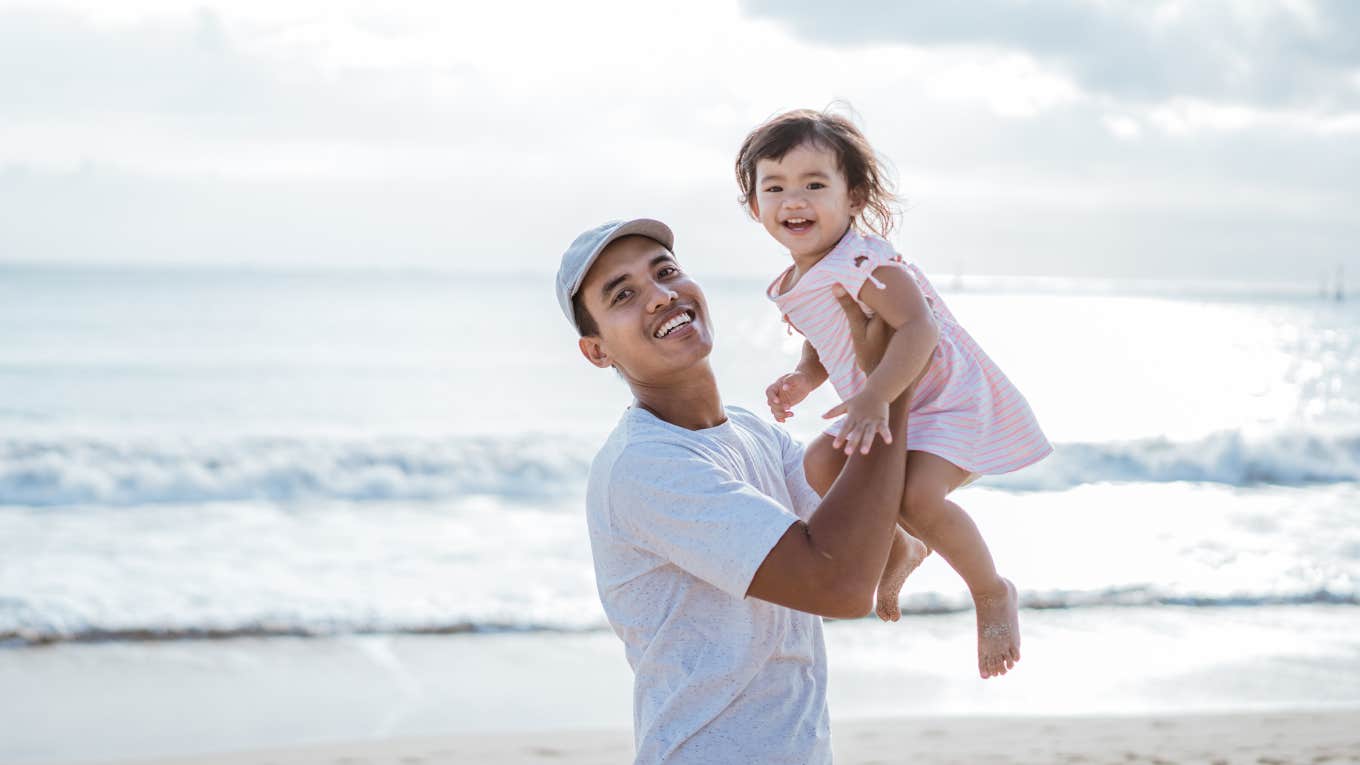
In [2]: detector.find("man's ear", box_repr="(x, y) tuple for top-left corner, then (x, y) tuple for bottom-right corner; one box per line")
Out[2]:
(578, 336), (612, 369)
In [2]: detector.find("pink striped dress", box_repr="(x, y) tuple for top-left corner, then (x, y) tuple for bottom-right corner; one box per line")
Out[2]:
(766, 229), (1052, 476)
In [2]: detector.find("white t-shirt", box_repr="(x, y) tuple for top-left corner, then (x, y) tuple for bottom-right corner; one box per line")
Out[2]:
(586, 405), (831, 765)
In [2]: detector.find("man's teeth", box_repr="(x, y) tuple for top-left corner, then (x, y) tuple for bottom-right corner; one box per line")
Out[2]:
(655, 312), (693, 338)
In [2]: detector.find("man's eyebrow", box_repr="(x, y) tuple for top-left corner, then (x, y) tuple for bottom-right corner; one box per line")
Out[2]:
(600, 273), (629, 299)
(598, 253), (676, 299)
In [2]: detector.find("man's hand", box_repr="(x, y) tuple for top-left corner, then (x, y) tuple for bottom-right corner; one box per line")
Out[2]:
(765, 371), (817, 423)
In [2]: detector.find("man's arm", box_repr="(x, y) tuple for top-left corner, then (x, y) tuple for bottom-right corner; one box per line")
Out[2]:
(747, 289), (909, 619)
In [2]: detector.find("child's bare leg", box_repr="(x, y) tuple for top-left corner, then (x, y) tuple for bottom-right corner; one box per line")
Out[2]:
(801, 433), (847, 497)
(875, 526), (929, 622)
(894, 516), (933, 555)
(901, 451), (1020, 679)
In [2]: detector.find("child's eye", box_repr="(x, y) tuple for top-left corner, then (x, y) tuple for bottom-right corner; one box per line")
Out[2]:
(764, 185), (782, 193)
(807, 182), (825, 190)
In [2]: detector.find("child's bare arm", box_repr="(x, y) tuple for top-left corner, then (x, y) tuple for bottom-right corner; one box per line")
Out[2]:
(766, 340), (828, 422)
(857, 267), (938, 404)
(795, 340), (829, 386)
(823, 271), (938, 454)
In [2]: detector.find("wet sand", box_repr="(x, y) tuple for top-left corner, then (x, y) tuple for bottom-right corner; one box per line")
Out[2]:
(11, 606), (1360, 764)
(84, 711), (1360, 765)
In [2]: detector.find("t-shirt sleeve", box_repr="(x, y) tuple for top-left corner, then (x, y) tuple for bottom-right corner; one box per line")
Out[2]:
(606, 441), (801, 599)
(825, 234), (905, 308)
(774, 425), (822, 522)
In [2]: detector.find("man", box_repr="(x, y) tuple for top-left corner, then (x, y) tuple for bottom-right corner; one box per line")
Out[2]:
(556, 218), (911, 763)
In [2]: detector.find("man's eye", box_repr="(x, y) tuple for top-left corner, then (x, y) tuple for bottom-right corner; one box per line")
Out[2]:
(612, 289), (632, 304)
(658, 266), (678, 278)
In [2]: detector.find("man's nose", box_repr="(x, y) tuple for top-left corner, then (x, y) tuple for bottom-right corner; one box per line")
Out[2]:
(647, 282), (679, 312)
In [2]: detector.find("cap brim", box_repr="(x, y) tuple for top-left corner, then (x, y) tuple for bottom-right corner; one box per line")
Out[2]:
(565, 218), (675, 309)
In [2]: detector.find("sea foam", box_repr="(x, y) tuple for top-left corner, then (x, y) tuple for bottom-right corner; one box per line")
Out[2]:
(3, 427), (1358, 508)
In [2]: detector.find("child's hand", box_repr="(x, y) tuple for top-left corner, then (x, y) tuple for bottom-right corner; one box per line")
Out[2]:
(766, 371), (816, 423)
(824, 392), (893, 455)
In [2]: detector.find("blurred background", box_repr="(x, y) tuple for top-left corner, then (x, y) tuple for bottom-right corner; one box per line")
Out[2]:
(1, 1), (1358, 762)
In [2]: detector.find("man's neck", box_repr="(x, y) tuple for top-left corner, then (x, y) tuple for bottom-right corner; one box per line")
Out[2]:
(630, 363), (726, 431)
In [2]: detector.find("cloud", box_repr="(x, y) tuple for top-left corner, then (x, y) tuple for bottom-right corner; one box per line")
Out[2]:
(739, 0), (1360, 113)
(0, 8), (287, 118)
(0, 4), (764, 175)
(0, 2), (1355, 282)
(1102, 113), (1142, 139)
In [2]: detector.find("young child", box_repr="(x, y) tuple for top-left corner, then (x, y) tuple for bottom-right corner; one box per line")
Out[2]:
(736, 108), (1052, 679)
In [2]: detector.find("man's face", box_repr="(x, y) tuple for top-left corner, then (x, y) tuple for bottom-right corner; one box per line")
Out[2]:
(576, 235), (713, 383)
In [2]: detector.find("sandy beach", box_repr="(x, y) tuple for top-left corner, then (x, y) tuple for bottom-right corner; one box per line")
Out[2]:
(79, 711), (1359, 765)
(9, 606), (1360, 765)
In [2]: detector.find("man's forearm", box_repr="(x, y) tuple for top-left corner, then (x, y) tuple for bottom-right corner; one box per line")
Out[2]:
(804, 390), (911, 600)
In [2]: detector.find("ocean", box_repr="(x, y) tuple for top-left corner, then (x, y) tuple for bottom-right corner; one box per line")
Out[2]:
(1, 263), (1358, 760)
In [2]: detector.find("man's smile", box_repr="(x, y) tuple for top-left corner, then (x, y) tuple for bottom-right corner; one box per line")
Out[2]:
(653, 307), (697, 339)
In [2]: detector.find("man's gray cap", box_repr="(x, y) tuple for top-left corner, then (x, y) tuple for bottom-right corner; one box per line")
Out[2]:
(556, 218), (675, 332)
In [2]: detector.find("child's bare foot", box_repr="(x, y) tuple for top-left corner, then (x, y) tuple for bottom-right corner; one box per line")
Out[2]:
(974, 577), (1020, 678)
(875, 536), (929, 622)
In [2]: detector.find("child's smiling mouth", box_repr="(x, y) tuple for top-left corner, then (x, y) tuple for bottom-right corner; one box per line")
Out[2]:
(783, 218), (814, 234)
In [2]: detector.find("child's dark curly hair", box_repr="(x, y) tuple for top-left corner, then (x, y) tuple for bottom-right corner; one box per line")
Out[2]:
(735, 106), (899, 240)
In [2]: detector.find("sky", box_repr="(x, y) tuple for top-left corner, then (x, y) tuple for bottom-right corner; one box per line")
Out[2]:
(1, 0), (1357, 282)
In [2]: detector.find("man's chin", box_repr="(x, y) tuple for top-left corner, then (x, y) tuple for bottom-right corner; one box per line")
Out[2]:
(659, 334), (713, 363)
(631, 335), (715, 380)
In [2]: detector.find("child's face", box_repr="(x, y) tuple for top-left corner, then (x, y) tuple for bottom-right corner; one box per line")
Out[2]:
(750, 141), (862, 262)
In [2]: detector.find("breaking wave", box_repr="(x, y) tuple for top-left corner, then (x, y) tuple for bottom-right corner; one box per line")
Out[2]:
(4, 587), (1354, 647)
(2, 426), (1358, 508)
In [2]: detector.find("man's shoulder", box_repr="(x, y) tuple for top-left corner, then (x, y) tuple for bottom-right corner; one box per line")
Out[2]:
(724, 405), (773, 433)
(591, 408), (695, 471)
(588, 406), (791, 487)
(587, 409), (702, 509)
(724, 406), (793, 454)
